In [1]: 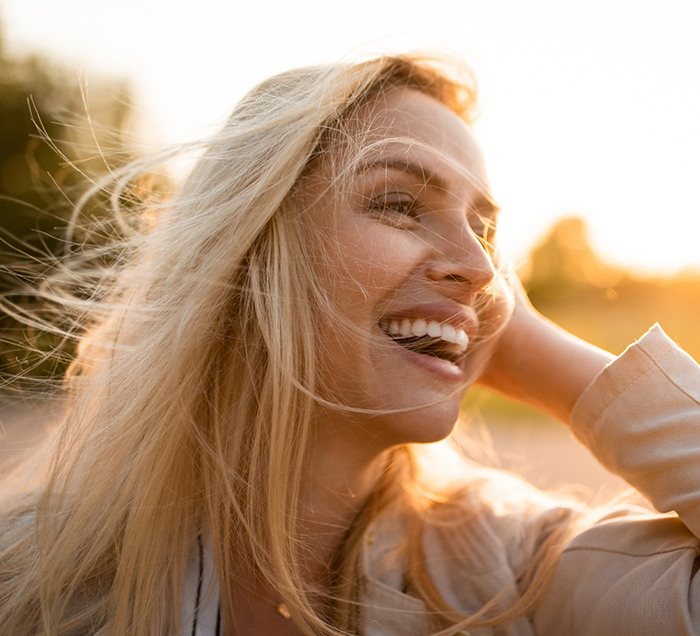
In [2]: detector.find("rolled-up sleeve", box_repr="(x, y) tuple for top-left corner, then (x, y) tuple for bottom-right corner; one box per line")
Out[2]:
(534, 325), (700, 635)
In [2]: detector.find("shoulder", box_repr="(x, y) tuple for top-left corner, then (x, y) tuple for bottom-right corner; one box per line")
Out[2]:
(422, 466), (588, 575)
(365, 463), (586, 587)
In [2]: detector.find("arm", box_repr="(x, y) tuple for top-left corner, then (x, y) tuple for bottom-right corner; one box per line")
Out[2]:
(477, 282), (614, 425)
(480, 281), (700, 633)
(533, 325), (700, 635)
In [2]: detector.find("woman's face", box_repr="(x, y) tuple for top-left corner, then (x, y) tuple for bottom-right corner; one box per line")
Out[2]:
(303, 88), (512, 451)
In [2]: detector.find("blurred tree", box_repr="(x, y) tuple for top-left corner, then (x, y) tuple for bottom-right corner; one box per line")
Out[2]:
(523, 215), (700, 359)
(0, 21), (137, 389)
(467, 216), (700, 422)
(0, 26), (134, 267)
(525, 217), (622, 299)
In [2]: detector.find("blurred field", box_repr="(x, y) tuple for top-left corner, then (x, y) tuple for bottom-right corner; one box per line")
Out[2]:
(522, 217), (700, 358)
(486, 418), (629, 499)
(0, 399), (635, 508)
(460, 392), (632, 502)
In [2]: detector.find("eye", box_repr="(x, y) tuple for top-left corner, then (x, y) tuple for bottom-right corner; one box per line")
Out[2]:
(367, 192), (421, 229)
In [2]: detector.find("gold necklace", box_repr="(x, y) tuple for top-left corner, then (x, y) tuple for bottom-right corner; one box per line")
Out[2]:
(231, 576), (292, 620)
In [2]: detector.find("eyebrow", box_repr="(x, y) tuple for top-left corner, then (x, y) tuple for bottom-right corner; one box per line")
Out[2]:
(354, 157), (501, 216)
(353, 158), (450, 192)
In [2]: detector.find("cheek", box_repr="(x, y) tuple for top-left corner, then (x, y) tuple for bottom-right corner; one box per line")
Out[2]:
(335, 222), (422, 304)
(314, 225), (420, 398)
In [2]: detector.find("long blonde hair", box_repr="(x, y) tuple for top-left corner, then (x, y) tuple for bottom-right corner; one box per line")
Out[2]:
(0, 54), (582, 635)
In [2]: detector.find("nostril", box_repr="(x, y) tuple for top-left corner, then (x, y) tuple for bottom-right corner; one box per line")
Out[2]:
(444, 274), (470, 283)
(426, 259), (496, 289)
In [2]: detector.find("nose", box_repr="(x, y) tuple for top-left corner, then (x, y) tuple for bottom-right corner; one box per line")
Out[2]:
(425, 223), (497, 297)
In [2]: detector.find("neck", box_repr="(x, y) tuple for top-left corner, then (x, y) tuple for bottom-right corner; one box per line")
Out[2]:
(296, 435), (390, 581)
(227, 409), (397, 587)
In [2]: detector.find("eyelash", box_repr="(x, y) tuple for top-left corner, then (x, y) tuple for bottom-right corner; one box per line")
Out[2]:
(368, 193), (421, 227)
(366, 193), (498, 249)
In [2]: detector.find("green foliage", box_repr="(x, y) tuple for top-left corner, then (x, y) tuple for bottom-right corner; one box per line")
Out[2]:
(0, 26), (136, 392)
(0, 35), (133, 259)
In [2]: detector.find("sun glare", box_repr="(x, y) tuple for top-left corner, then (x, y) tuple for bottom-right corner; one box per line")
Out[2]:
(0, 0), (699, 274)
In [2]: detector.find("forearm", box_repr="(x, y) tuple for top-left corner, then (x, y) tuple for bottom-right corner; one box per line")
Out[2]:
(535, 325), (700, 635)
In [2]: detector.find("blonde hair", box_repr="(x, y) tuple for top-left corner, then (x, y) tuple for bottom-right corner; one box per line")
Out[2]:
(0, 54), (582, 635)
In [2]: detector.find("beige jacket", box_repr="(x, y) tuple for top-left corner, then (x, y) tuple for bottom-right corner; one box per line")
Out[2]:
(183, 325), (700, 635)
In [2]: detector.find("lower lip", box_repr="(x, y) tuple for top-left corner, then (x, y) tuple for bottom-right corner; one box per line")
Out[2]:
(381, 331), (466, 383)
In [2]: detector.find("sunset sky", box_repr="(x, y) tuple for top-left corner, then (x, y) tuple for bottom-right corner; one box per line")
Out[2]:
(1, 0), (699, 274)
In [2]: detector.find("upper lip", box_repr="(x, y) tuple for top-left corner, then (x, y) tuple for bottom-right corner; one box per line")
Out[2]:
(378, 303), (479, 339)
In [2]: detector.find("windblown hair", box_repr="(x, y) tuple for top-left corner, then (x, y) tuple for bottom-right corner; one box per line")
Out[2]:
(0, 54), (583, 635)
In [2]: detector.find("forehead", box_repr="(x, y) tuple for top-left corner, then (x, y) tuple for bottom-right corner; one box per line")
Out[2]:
(344, 88), (487, 187)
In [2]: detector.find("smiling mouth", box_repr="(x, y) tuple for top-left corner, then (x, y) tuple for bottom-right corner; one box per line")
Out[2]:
(379, 318), (469, 365)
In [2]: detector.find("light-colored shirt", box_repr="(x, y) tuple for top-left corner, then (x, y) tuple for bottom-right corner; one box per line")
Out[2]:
(183, 325), (700, 635)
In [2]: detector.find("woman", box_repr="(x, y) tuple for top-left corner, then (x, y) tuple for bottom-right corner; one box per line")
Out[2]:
(1, 54), (699, 635)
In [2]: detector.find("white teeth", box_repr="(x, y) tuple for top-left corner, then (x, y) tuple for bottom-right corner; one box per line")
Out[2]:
(411, 319), (428, 337)
(441, 324), (456, 343)
(427, 320), (442, 338)
(456, 329), (469, 347)
(380, 317), (471, 352)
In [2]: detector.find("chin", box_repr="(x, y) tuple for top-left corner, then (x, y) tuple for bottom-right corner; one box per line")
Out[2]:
(384, 399), (461, 446)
